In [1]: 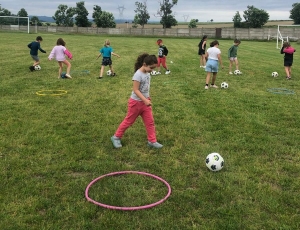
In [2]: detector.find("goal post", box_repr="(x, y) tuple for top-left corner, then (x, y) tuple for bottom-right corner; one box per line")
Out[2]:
(0, 16), (30, 33)
(276, 24), (300, 49)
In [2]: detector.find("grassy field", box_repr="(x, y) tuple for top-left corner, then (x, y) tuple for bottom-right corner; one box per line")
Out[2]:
(1, 32), (300, 229)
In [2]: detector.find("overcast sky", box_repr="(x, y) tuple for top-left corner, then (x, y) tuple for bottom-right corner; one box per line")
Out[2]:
(0, 0), (295, 22)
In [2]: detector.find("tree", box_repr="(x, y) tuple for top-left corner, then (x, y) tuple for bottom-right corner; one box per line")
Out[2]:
(0, 6), (12, 25)
(155, 0), (178, 28)
(17, 8), (28, 25)
(188, 19), (198, 28)
(232, 11), (242, 28)
(290, 3), (300, 24)
(53, 4), (75, 26)
(134, 1), (150, 28)
(30, 16), (42, 26)
(74, 1), (91, 27)
(92, 5), (116, 28)
(243, 5), (269, 28)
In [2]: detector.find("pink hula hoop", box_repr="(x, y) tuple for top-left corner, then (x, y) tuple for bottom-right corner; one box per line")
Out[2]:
(85, 171), (172, 211)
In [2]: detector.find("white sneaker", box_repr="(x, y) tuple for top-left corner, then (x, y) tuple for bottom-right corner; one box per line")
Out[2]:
(200, 65), (203, 68)
(65, 73), (72, 79)
(202, 66), (206, 68)
(205, 85), (209, 89)
(229, 72), (233, 75)
(210, 84), (218, 88)
(147, 141), (163, 149)
(156, 71), (161, 75)
(165, 70), (171, 74)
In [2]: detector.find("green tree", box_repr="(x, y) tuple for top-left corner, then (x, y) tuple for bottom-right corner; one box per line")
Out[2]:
(188, 19), (198, 28)
(17, 8), (28, 25)
(53, 4), (75, 26)
(232, 11), (242, 28)
(290, 3), (300, 24)
(74, 1), (91, 27)
(155, 0), (178, 28)
(134, 1), (150, 29)
(30, 16), (42, 26)
(92, 5), (116, 28)
(243, 5), (269, 28)
(0, 6), (12, 25)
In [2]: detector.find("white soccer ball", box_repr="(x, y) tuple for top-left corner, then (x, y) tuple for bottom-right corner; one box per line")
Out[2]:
(221, 82), (229, 89)
(234, 69), (241, 75)
(206, 153), (224, 172)
(34, 65), (41, 70)
(151, 70), (157, 76)
(107, 69), (112, 76)
(272, 72), (278, 77)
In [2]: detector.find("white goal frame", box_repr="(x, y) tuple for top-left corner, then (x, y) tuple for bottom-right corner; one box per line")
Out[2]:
(0, 16), (30, 33)
(276, 24), (300, 49)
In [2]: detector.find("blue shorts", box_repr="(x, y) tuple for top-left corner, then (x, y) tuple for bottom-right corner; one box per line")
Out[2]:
(31, 55), (39, 61)
(205, 59), (219, 72)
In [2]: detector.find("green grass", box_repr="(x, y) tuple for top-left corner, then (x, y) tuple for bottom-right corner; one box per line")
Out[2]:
(1, 32), (300, 229)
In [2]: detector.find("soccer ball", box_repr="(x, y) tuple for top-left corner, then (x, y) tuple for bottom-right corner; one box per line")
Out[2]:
(206, 153), (224, 172)
(107, 69), (112, 76)
(272, 72), (278, 77)
(221, 82), (229, 89)
(234, 69), (241, 75)
(151, 70), (157, 76)
(34, 65), (41, 70)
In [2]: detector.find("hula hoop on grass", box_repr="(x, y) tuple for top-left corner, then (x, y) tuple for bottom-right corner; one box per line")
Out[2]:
(85, 171), (171, 211)
(36, 90), (67, 96)
(267, 88), (295, 95)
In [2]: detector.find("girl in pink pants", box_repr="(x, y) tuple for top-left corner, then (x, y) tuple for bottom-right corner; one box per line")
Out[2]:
(111, 53), (163, 149)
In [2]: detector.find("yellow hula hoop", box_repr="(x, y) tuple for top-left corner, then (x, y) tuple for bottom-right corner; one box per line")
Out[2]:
(36, 90), (68, 96)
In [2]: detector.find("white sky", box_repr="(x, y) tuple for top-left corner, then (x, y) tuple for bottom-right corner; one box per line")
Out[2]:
(0, 0), (294, 22)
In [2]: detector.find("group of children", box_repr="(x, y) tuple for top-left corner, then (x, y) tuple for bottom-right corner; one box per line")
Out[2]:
(199, 36), (296, 89)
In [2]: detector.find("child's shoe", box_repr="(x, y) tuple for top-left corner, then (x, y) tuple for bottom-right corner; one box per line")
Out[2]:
(147, 141), (163, 149)
(205, 85), (209, 90)
(111, 136), (122, 148)
(65, 73), (72, 79)
(165, 70), (171, 74)
(156, 71), (161, 75)
(229, 72), (233, 74)
(29, 66), (35, 71)
(210, 84), (218, 88)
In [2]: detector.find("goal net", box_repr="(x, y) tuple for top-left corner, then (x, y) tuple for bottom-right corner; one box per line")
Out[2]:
(0, 16), (30, 33)
(276, 25), (300, 49)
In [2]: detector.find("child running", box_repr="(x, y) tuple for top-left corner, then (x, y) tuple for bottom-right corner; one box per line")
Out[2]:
(111, 53), (163, 149)
(228, 39), (241, 74)
(198, 35), (207, 68)
(281, 41), (296, 80)
(28, 36), (46, 71)
(155, 39), (171, 75)
(204, 40), (224, 89)
(48, 38), (73, 79)
(96, 39), (120, 79)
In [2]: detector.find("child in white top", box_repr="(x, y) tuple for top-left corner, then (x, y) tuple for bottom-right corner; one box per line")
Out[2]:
(48, 38), (73, 79)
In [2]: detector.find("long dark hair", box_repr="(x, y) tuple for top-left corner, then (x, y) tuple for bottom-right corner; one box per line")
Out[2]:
(56, 38), (66, 46)
(134, 53), (157, 72)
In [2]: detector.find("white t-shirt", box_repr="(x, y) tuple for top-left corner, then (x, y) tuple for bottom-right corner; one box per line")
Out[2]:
(130, 69), (150, 101)
(207, 47), (221, 60)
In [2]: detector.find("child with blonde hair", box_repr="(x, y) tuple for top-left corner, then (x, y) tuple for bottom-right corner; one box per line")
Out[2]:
(97, 39), (120, 79)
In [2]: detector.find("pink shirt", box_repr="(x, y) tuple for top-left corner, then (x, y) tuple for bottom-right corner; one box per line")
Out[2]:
(48, 45), (72, 61)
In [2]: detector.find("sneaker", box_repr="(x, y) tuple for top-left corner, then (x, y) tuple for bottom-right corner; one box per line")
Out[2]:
(229, 72), (233, 74)
(65, 74), (72, 79)
(97, 76), (103, 79)
(205, 85), (209, 90)
(200, 65), (203, 68)
(165, 70), (171, 75)
(147, 141), (163, 149)
(111, 73), (116, 76)
(286, 76), (291, 80)
(29, 66), (35, 71)
(210, 84), (218, 88)
(156, 71), (161, 75)
(202, 66), (206, 68)
(111, 136), (122, 148)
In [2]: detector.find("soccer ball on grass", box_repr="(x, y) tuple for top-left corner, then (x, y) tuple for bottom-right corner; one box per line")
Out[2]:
(221, 82), (229, 89)
(107, 70), (112, 76)
(34, 65), (41, 70)
(151, 70), (157, 76)
(272, 72), (278, 77)
(206, 153), (224, 171)
(234, 69), (241, 75)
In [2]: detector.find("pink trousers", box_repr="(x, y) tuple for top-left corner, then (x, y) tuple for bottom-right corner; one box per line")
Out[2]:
(115, 98), (157, 142)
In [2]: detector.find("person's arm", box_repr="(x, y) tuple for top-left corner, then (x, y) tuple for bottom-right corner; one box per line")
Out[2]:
(202, 41), (206, 50)
(64, 49), (72, 59)
(218, 53), (224, 69)
(96, 53), (102, 59)
(132, 81), (151, 106)
(228, 46), (233, 57)
(164, 46), (168, 56)
(27, 42), (32, 49)
(48, 47), (55, 60)
(112, 52), (120, 58)
(280, 47), (285, 54)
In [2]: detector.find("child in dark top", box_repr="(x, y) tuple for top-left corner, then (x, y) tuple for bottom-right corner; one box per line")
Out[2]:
(198, 35), (207, 68)
(155, 39), (171, 75)
(28, 36), (46, 71)
(281, 42), (296, 80)
(228, 39), (241, 74)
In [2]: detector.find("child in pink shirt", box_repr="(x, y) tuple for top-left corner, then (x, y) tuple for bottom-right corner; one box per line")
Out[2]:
(48, 38), (73, 79)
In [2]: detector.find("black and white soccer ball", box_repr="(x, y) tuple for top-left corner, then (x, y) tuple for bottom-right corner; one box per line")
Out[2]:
(234, 69), (241, 75)
(272, 72), (278, 77)
(206, 153), (224, 171)
(34, 65), (41, 70)
(151, 70), (157, 76)
(107, 69), (112, 76)
(221, 82), (229, 89)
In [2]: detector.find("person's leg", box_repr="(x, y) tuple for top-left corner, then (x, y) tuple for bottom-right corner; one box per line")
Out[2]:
(235, 58), (239, 70)
(202, 54), (206, 67)
(284, 66), (290, 78)
(229, 59), (233, 73)
(99, 65), (105, 78)
(62, 60), (72, 78)
(140, 104), (156, 142)
(211, 73), (217, 85)
(156, 57), (161, 73)
(58, 61), (63, 78)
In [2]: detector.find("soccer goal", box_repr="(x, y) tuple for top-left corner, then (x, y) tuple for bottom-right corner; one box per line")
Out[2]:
(276, 25), (300, 49)
(0, 16), (30, 33)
